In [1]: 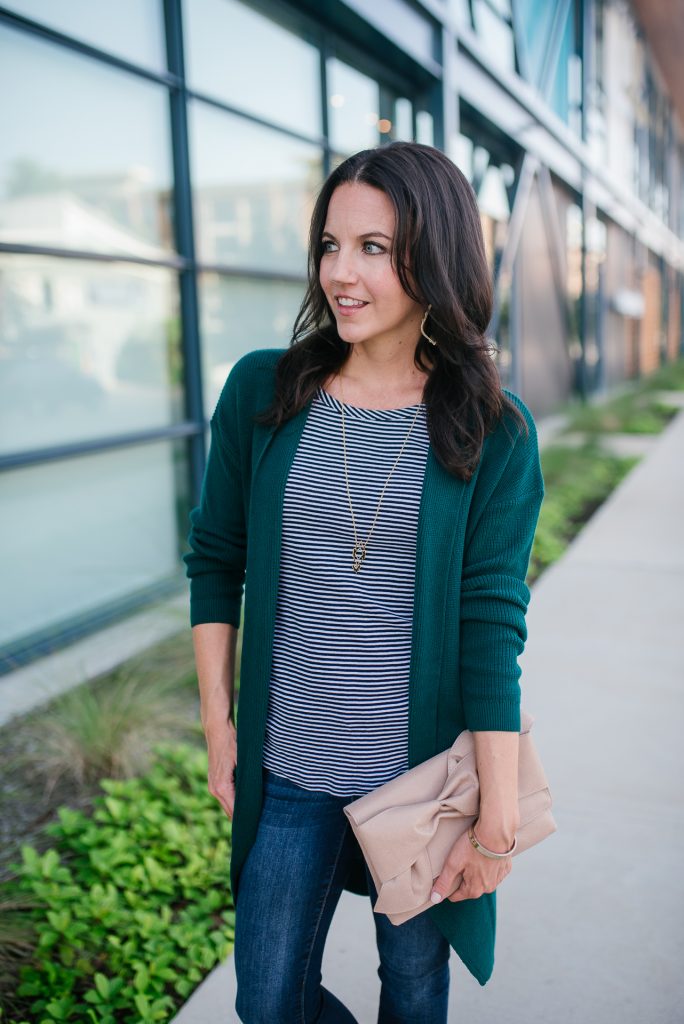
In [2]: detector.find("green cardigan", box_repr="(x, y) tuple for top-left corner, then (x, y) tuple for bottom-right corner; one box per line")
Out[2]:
(184, 348), (544, 986)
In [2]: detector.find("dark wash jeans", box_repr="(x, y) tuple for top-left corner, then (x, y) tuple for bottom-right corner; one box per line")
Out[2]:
(233, 769), (450, 1024)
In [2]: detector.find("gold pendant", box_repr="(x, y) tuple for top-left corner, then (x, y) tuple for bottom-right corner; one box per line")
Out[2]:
(352, 543), (366, 573)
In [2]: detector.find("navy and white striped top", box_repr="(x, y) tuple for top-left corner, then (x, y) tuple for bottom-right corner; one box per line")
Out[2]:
(262, 387), (430, 797)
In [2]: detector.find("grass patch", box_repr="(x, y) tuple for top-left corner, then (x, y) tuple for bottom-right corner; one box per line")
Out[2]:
(528, 442), (639, 583)
(559, 356), (684, 437)
(637, 356), (684, 392)
(0, 631), (203, 886)
(561, 391), (678, 436)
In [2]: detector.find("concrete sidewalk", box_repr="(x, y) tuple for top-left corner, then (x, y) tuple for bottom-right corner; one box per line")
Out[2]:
(172, 410), (684, 1023)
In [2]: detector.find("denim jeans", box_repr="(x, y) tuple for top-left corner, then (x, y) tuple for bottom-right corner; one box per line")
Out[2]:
(233, 769), (450, 1024)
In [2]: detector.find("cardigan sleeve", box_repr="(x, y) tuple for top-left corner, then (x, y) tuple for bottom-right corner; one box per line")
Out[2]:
(183, 387), (247, 628)
(459, 399), (544, 732)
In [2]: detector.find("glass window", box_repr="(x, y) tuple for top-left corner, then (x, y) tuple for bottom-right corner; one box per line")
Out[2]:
(183, 0), (321, 139)
(2, 0), (165, 70)
(0, 440), (186, 652)
(416, 110), (435, 146)
(198, 274), (305, 416)
(394, 98), (414, 141)
(344, 0), (437, 68)
(0, 256), (182, 455)
(328, 58), (381, 154)
(472, 0), (515, 74)
(455, 127), (518, 284)
(189, 102), (322, 275)
(449, 0), (473, 31)
(0, 24), (174, 255)
(515, 0), (556, 85)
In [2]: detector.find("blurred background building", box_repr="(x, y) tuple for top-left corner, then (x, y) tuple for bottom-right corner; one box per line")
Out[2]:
(1, 0), (682, 671)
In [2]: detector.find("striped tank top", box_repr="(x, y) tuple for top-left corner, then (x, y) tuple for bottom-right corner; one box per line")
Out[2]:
(262, 386), (430, 796)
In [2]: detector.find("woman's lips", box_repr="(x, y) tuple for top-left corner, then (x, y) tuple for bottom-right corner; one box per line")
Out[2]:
(335, 297), (369, 316)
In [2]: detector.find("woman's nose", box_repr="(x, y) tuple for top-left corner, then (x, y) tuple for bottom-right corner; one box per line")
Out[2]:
(330, 248), (359, 285)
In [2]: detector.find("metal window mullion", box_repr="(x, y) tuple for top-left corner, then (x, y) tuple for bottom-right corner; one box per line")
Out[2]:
(188, 86), (327, 149)
(320, 39), (332, 177)
(0, 241), (185, 270)
(164, 0), (205, 505)
(0, 422), (202, 472)
(0, 4), (179, 88)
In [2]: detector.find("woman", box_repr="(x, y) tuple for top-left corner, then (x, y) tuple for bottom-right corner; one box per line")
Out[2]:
(184, 141), (544, 1023)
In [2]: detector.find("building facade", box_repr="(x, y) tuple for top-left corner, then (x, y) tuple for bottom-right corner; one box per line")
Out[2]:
(1, 0), (682, 670)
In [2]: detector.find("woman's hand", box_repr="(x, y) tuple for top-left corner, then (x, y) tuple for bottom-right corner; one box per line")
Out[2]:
(430, 822), (513, 904)
(207, 719), (238, 820)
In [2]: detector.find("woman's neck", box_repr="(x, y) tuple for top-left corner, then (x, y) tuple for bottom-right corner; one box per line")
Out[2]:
(324, 342), (430, 410)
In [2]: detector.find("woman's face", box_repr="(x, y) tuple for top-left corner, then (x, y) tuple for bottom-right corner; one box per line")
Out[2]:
(319, 182), (424, 352)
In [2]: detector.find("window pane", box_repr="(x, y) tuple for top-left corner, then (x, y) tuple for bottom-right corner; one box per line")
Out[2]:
(183, 0), (321, 138)
(0, 25), (174, 255)
(0, 440), (186, 651)
(0, 256), (182, 455)
(3, 0), (165, 71)
(416, 110), (435, 146)
(189, 102), (322, 274)
(472, 1), (515, 74)
(516, 0), (557, 86)
(328, 58), (381, 154)
(198, 274), (305, 416)
(394, 98), (414, 142)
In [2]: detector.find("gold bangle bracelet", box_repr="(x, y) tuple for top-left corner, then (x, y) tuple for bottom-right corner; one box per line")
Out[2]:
(467, 824), (517, 859)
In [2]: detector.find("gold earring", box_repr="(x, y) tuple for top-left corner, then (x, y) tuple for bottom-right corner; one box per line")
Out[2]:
(420, 304), (437, 347)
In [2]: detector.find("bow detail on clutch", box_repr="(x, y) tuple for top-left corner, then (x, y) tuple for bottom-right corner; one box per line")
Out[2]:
(344, 711), (556, 925)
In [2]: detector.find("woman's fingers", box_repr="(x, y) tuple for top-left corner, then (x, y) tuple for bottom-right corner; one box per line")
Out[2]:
(430, 833), (470, 902)
(431, 831), (513, 904)
(448, 856), (512, 903)
(207, 738), (237, 820)
(209, 774), (236, 819)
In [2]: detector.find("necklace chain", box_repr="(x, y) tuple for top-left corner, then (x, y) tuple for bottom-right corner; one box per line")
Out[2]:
(338, 378), (423, 573)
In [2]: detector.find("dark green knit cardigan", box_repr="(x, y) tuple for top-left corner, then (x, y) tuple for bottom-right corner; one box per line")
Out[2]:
(184, 348), (544, 985)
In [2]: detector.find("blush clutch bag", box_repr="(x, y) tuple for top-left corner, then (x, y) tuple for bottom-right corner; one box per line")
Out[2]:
(343, 710), (556, 925)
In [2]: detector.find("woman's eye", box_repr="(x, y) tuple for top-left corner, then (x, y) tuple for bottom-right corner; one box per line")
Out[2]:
(363, 241), (385, 254)
(321, 240), (337, 253)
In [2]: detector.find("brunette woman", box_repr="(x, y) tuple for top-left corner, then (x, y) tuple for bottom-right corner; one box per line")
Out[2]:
(184, 141), (544, 1023)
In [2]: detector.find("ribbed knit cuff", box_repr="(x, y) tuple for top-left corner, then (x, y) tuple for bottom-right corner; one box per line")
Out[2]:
(189, 595), (242, 628)
(463, 695), (521, 732)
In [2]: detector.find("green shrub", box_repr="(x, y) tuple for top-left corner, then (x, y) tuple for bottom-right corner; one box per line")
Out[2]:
(638, 356), (684, 392)
(529, 443), (638, 582)
(562, 391), (678, 436)
(2, 744), (234, 1024)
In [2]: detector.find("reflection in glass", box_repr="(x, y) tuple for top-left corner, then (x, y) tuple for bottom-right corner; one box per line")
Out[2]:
(0, 25), (173, 255)
(394, 98), (414, 142)
(0, 440), (186, 651)
(183, 0), (321, 138)
(0, 256), (182, 455)
(449, 0), (473, 31)
(566, 203), (583, 363)
(189, 103), (323, 274)
(3, 0), (165, 70)
(514, 0), (555, 85)
(416, 111), (435, 146)
(455, 133), (513, 280)
(472, 0), (515, 74)
(328, 59), (381, 154)
(198, 274), (305, 416)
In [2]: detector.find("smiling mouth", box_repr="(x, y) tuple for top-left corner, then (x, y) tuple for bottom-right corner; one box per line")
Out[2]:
(335, 296), (368, 310)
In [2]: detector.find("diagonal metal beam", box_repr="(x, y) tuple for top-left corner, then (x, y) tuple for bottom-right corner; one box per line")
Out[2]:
(537, 162), (579, 356)
(489, 150), (539, 339)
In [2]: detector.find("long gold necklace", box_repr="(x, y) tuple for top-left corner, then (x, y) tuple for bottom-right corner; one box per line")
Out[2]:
(338, 378), (424, 573)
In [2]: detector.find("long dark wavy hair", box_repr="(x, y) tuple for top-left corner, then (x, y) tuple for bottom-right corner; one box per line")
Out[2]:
(259, 141), (527, 481)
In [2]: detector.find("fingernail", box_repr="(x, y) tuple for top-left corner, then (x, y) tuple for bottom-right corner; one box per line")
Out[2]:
(430, 891), (443, 904)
